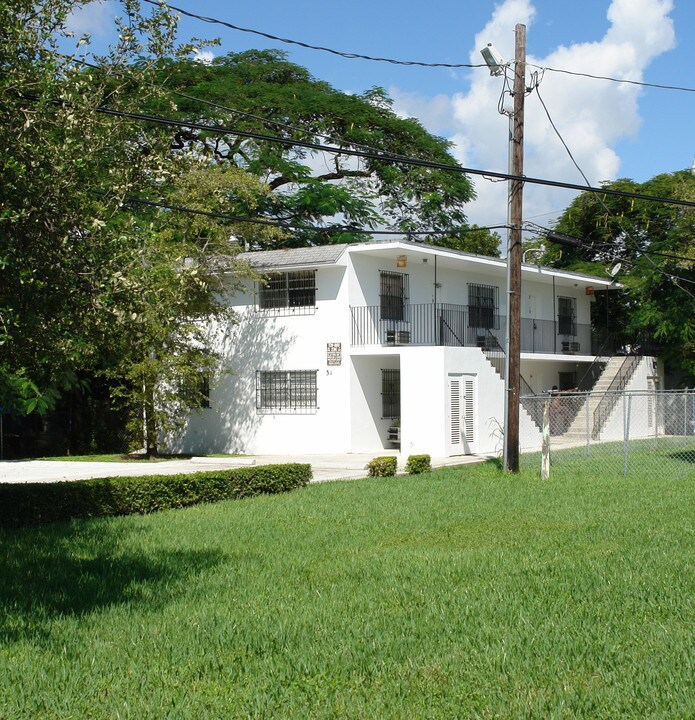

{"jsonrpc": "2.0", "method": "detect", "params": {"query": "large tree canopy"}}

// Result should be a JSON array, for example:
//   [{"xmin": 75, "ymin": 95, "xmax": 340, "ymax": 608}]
[
  {"xmin": 1, "ymin": 0, "xmax": 275, "ymax": 450},
  {"xmin": 152, "ymin": 50, "xmax": 497, "ymax": 252},
  {"xmin": 536, "ymin": 171, "xmax": 695, "ymax": 377}
]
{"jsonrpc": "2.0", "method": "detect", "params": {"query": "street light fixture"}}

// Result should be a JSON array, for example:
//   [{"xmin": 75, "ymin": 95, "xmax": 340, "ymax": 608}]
[{"xmin": 480, "ymin": 43, "xmax": 506, "ymax": 76}]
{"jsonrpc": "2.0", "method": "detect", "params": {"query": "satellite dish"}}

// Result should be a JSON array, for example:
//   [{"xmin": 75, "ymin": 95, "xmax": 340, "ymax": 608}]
[{"xmin": 609, "ymin": 263, "xmax": 622, "ymax": 277}]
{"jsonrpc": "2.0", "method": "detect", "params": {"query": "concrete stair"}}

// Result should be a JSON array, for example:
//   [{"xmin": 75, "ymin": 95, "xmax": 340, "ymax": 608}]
[{"xmin": 559, "ymin": 356, "xmax": 642, "ymax": 441}]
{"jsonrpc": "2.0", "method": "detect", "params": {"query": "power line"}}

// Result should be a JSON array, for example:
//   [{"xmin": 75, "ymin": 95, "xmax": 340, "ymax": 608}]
[
  {"xmin": 532, "ymin": 84, "xmax": 695, "ymax": 297},
  {"xmin": 119, "ymin": 194, "xmax": 508, "ymax": 237},
  {"xmin": 21, "ymin": 91, "xmax": 695, "ymax": 211},
  {"xmin": 537, "ymin": 65, "xmax": 695, "ymax": 94},
  {"xmin": 141, "ymin": 0, "xmax": 695, "ymax": 94},
  {"xmin": 76, "ymin": 100, "xmax": 695, "ymax": 210},
  {"xmin": 141, "ymin": 0, "xmax": 485, "ymax": 70}
]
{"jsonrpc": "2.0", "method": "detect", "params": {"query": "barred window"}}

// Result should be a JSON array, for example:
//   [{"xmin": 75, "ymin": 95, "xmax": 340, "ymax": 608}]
[
  {"xmin": 180, "ymin": 374, "xmax": 211, "ymax": 409},
  {"xmin": 380, "ymin": 271, "xmax": 409, "ymax": 321},
  {"xmin": 468, "ymin": 283, "xmax": 498, "ymax": 329},
  {"xmin": 256, "ymin": 370, "xmax": 318, "ymax": 413},
  {"xmin": 258, "ymin": 271, "xmax": 316, "ymax": 314},
  {"xmin": 381, "ymin": 369, "xmax": 401, "ymax": 419}
]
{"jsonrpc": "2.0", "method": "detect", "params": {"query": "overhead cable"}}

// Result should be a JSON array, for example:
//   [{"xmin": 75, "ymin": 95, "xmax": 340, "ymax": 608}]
[
  {"xmin": 140, "ymin": 0, "xmax": 695, "ymax": 93},
  {"xmin": 72, "ymin": 100, "xmax": 695, "ymax": 210},
  {"xmin": 141, "ymin": 0, "xmax": 486, "ymax": 69}
]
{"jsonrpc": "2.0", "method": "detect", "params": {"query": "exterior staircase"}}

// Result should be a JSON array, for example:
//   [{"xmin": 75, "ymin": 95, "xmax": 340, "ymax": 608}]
[
  {"xmin": 559, "ymin": 355, "xmax": 643, "ymax": 442},
  {"xmin": 478, "ymin": 331, "xmax": 544, "ymax": 431}
]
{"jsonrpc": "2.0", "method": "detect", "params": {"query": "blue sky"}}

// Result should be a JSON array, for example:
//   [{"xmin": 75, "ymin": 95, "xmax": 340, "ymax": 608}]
[{"xmin": 69, "ymin": 0, "xmax": 694, "ymax": 234}]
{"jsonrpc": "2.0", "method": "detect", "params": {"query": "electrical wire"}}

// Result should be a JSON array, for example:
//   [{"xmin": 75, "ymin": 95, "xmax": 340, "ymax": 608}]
[
  {"xmin": 535, "ymin": 64, "xmax": 695, "ymax": 94},
  {"xmin": 140, "ymin": 0, "xmax": 695, "ymax": 94},
  {"xmin": 23, "ymin": 94, "xmax": 695, "ymax": 211},
  {"xmin": 532, "ymin": 84, "xmax": 695, "ymax": 297},
  {"xmin": 141, "ymin": 0, "xmax": 486, "ymax": 70},
  {"xmin": 117, "ymin": 194, "xmax": 508, "ymax": 237}
]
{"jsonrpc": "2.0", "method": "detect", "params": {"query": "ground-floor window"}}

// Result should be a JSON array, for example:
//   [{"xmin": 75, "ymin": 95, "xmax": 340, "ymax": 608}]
[
  {"xmin": 381, "ymin": 369, "xmax": 400, "ymax": 419},
  {"xmin": 256, "ymin": 370, "xmax": 318, "ymax": 413}
]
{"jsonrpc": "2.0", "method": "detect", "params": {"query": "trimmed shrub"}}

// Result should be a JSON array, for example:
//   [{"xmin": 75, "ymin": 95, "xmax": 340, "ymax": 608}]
[
  {"xmin": 0, "ymin": 463, "xmax": 312, "ymax": 529},
  {"xmin": 366, "ymin": 456, "xmax": 398, "ymax": 478},
  {"xmin": 405, "ymin": 454, "xmax": 432, "ymax": 475}
]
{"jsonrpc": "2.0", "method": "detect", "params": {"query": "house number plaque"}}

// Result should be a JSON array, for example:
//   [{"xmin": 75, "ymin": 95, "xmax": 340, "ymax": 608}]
[{"xmin": 327, "ymin": 342, "xmax": 342, "ymax": 366}]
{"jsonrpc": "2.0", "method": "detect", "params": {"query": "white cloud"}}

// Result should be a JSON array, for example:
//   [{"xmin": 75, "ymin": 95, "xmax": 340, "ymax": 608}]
[
  {"xmin": 66, "ymin": 1, "xmax": 117, "ymax": 38},
  {"xmin": 194, "ymin": 50, "xmax": 216, "ymax": 65},
  {"xmin": 394, "ymin": 0, "xmax": 676, "ymax": 242}
]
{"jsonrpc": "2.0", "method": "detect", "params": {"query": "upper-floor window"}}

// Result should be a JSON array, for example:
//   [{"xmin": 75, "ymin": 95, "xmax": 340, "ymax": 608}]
[
  {"xmin": 258, "ymin": 271, "xmax": 316, "ymax": 314},
  {"xmin": 468, "ymin": 283, "xmax": 498, "ymax": 329},
  {"xmin": 558, "ymin": 296, "xmax": 577, "ymax": 336},
  {"xmin": 256, "ymin": 370, "xmax": 318, "ymax": 414},
  {"xmin": 380, "ymin": 271, "xmax": 409, "ymax": 321}
]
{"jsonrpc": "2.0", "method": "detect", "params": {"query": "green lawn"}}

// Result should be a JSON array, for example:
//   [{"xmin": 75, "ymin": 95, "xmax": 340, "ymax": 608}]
[
  {"xmin": 37, "ymin": 454, "xmax": 190, "ymax": 462},
  {"xmin": 2, "ymin": 460, "xmax": 695, "ymax": 718}
]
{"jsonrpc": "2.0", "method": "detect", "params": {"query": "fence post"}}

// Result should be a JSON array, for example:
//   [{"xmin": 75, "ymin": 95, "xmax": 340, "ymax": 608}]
[
  {"xmin": 623, "ymin": 393, "xmax": 631, "ymax": 477},
  {"xmin": 542, "ymin": 400, "xmax": 550, "ymax": 480},
  {"xmin": 585, "ymin": 392, "xmax": 590, "ymax": 458}
]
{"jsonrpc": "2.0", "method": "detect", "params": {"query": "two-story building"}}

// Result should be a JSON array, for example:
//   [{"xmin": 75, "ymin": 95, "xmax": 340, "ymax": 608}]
[{"xmin": 168, "ymin": 239, "xmax": 656, "ymax": 458}]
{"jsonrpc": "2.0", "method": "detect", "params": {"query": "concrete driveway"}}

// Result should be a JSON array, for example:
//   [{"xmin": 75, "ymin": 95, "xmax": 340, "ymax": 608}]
[{"xmin": 0, "ymin": 452, "xmax": 495, "ymax": 484}]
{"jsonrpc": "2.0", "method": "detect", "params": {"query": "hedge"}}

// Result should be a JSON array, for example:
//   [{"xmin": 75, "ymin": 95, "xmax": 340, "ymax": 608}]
[
  {"xmin": 0, "ymin": 463, "xmax": 312, "ymax": 529},
  {"xmin": 366, "ymin": 456, "xmax": 398, "ymax": 477},
  {"xmin": 405, "ymin": 454, "xmax": 432, "ymax": 475}
]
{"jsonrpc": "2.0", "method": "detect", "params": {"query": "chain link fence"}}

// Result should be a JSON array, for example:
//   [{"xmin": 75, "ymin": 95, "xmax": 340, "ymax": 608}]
[{"xmin": 520, "ymin": 390, "xmax": 695, "ymax": 478}]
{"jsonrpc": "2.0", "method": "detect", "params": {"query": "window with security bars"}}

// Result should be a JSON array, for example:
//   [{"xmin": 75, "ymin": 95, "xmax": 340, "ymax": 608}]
[
  {"xmin": 558, "ymin": 296, "xmax": 577, "ymax": 336},
  {"xmin": 180, "ymin": 374, "xmax": 211, "ymax": 409},
  {"xmin": 381, "ymin": 369, "xmax": 401, "ymax": 419},
  {"xmin": 380, "ymin": 271, "xmax": 408, "ymax": 321},
  {"xmin": 258, "ymin": 271, "xmax": 316, "ymax": 314},
  {"xmin": 256, "ymin": 370, "xmax": 318, "ymax": 413},
  {"xmin": 468, "ymin": 283, "xmax": 498, "ymax": 329}
]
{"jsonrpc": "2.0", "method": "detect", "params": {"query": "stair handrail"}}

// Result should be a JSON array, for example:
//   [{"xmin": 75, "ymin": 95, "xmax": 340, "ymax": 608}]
[
  {"xmin": 480, "ymin": 329, "xmax": 544, "ymax": 430},
  {"xmin": 592, "ymin": 355, "xmax": 641, "ymax": 438},
  {"xmin": 576, "ymin": 331, "xmax": 614, "ymax": 392}
]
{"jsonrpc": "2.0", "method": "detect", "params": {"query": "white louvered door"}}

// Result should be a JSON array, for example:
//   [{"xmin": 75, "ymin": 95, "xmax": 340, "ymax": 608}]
[{"xmin": 447, "ymin": 374, "xmax": 476, "ymax": 456}]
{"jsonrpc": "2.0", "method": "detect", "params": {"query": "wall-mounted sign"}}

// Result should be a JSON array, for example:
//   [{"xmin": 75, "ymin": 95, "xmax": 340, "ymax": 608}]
[
  {"xmin": 396, "ymin": 255, "xmax": 407, "ymax": 268},
  {"xmin": 585, "ymin": 286, "xmax": 594, "ymax": 296},
  {"xmin": 327, "ymin": 342, "xmax": 342, "ymax": 366}
]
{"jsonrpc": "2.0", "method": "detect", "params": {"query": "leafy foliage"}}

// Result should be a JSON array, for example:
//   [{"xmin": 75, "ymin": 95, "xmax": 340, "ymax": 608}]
[
  {"xmin": 0, "ymin": 1, "xmax": 277, "ymax": 450},
  {"xmin": 0, "ymin": 463, "xmax": 311, "ymax": 528},
  {"xmin": 534, "ymin": 171, "xmax": 695, "ymax": 376},
  {"xmin": 366, "ymin": 455, "xmax": 398, "ymax": 477},
  {"xmin": 154, "ymin": 51, "xmax": 489, "ymax": 249},
  {"xmin": 405, "ymin": 454, "xmax": 432, "ymax": 475}
]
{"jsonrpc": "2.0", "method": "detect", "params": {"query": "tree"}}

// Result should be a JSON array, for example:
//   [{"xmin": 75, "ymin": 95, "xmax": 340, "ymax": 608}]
[
  {"xmin": 152, "ymin": 51, "xmax": 490, "ymax": 250},
  {"xmin": 537, "ymin": 171, "xmax": 695, "ymax": 377},
  {"xmin": 0, "ymin": 1, "xmax": 274, "ymax": 452}
]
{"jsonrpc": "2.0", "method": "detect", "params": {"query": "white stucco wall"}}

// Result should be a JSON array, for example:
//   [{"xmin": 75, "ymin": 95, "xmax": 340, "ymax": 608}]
[{"xmin": 168, "ymin": 242, "xmax": 618, "ymax": 458}]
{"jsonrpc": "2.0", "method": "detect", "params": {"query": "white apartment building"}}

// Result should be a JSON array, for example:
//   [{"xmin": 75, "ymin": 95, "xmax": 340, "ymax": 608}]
[{"xmin": 169, "ymin": 239, "xmax": 656, "ymax": 458}]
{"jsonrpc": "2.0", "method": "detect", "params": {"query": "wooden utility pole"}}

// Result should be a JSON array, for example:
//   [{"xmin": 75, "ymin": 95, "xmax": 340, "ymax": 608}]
[{"xmin": 506, "ymin": 23, "xmax": 526, "ymax": 473}]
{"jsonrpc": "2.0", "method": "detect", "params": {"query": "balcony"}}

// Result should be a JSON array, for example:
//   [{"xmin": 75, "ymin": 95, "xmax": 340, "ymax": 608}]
[{"xmin": 350, "ymin": 303, "xmax": 594, "ymax": 355}]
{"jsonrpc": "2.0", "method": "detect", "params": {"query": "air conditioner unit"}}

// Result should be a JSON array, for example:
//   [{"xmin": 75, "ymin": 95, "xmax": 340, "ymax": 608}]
[
  {"xmin": 385, "ymin": 329, "xmax": 411, "ymax": 345},
  {"xmin": 561, "ymin": 340, "xmax": 580, "ymax": 354}
]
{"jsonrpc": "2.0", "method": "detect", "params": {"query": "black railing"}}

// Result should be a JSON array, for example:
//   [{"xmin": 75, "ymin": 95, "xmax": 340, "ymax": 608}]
[
  {"xmin": 592, "ymin": 355, "xmax": 641, "ymax": 438},
  {"xmin": 350, "ymin": 303, "xmax": 592, "ymax": 355}
]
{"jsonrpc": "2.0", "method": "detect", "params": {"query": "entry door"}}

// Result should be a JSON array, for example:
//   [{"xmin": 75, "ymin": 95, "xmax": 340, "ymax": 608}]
[{"xmin": 447, "ymin": 374, "xmax": 476, "ymax": 456}]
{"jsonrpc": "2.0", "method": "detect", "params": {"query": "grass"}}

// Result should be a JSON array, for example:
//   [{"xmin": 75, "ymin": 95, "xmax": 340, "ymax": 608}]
[
  {"xmin": 37, "ymin": 453, "xmax": 191, "ymax": 462},
  {"xmin": 2, "ymin": 459, "xmax": 695, "ymax": 718}
]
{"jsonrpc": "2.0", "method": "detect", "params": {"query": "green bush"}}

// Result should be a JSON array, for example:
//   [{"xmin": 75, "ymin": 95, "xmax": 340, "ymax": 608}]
[
  {"xmin": 366, "ymin": 456, "xmax": 398, "ymax": 477},
  {"xmin": 405, "ymin": 454, "xmax": 432, "ymax": 475},
  {"xmin": 0, "ymin": 464, "xmax": 312, "ymax": 528}
]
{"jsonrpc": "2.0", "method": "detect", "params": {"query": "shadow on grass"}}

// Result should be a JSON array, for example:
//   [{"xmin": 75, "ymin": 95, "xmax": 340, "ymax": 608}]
[{"xmin": 0, "ymin": 518, "xmax": 225, "ymax": 644}]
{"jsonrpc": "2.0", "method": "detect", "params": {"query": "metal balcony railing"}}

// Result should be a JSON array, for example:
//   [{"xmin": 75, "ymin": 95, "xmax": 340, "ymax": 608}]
[{"xmin": 350, "ymin": 303, "xmax": 593, "ymax": 355}]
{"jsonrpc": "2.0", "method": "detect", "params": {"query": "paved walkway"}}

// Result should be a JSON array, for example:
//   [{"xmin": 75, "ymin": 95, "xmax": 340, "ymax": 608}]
[{"xmin": 0, "ymin": 452, "xmax": 495, "ymax": 484}]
